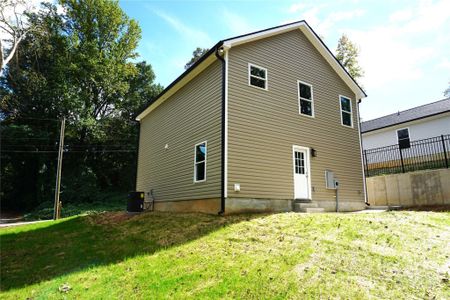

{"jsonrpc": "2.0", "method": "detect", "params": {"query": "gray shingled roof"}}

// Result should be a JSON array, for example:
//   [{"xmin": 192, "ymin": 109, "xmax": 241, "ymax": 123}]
[{"xmin": 360, "ymin": 98, "xmax": 450, "ymax": 133}]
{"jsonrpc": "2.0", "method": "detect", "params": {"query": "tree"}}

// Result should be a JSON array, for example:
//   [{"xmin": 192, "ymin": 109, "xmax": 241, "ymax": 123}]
[
  {"xmin": 1, "ymin": 0, "xmax": 162, "ymax": 212},
  {"xmin": 444, "ymin": 83, "xmax": 450, "ymax": 98},
  {"xmin": 335, "ymin": 34, "xmax": 364, "ymax": 80},
  {"xmin": 185, "ymin": 47, "xmax": 209, "ymax": 69},
  {"xmin": 0, "ymin": 0, "xmax": 38, "ymax": 74}
]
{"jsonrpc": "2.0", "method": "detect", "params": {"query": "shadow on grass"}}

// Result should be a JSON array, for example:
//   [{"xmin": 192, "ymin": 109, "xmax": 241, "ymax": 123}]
[{"xmin": 0, "ymin": 211, "xmax": 262, "ymax": 291}]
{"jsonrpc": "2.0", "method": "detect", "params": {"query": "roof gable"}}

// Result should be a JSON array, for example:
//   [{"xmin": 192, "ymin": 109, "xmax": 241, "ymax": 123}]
[{"xmin": 136, "ymin": 20, "xmax": 366, "ymax": 121}]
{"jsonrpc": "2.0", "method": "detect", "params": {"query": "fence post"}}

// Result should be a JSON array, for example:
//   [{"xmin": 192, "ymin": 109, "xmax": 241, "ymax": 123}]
[
  {"xmin": 363, "ymin": 149, "xmax": 369, "ymax": 176},
  {"xmin": 399, "ymin": 147, "xmax": 405, "ymax": 173},
  {"xmin": 442, "ymin": 135, "xmax": 449, "ymax": 169}
]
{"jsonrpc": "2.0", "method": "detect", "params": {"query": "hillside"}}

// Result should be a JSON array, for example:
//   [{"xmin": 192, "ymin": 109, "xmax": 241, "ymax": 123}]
[{"xmin": 1, "ymin": 211, "xmax": 449, "ymax": 299}]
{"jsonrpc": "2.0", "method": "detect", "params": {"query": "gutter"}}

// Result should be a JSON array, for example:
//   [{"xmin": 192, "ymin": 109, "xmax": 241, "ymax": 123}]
[
  {"xmin": 134, "ymin": 120, "xmax": 140, "ymax": 191},
  {"xmin": 215, "ymin": 46, "xmax": 226, "ymax": 215},
  {"xmin": 357, "ymin": 99, "xmax": 369, "ymax": 206}
]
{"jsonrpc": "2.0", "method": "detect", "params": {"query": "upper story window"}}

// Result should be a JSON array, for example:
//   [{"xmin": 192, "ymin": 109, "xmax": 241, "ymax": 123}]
[
  {"xmin": 298, "ymin": 81, "xmax": 314, "ymax": 117},
  {"xmin": 397, "ymin": 128, "xmax": 411, "ymax": 149},
  {"xmin": 340, "ymin": 96, "xmax": 353, "ymax": 127},
  {"xmin": 194, "ymin": 141, "xmax": 207, "ymax": 182},
  {"xmin": 248, "ymin": 63, "xmax": 267, "ymax": 90}
]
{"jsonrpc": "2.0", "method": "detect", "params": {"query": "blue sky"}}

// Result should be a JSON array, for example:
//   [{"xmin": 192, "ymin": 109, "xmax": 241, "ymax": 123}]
[{"xmin": 120, "ymin": 0, "xmax": 450, "ymax": 121}]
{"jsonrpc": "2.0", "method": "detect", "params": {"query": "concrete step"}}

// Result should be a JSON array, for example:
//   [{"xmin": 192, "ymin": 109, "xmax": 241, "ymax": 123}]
[
  {"xmin": 301, "ymin": 207, "xmax": 325, "ymax": 213},
  {"xmin": 293, "ymin": 202, "xmax": 318, "ymax": 212}
]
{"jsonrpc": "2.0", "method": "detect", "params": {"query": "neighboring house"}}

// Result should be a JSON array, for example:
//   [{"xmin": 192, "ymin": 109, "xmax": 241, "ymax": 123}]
[
  {"xmin": 135, "ymin": 20, "xmax": 367, "ymax": 214},
  {"xmin": 361, "ymin": 98, "xmax": 450, "ymax": 150}
]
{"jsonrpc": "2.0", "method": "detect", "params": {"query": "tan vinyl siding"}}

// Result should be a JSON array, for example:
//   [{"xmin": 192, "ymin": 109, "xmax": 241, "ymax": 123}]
[
  {"xmin": 227, "ymin": 29, "xmax": 364, "ymax": 203},
  {"xmin": 136, "ymin": 60, "xmax": 222, "ymax": 201}
]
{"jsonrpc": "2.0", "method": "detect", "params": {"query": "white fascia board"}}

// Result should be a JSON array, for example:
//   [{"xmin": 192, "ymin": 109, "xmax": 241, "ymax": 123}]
[
  {"xmin": 222, "ymin": 22, "xmax": 306, "ymax": 48},
  {"xmin": 136, "ymin": 53, "xmax": 218, "ymax": 121}
]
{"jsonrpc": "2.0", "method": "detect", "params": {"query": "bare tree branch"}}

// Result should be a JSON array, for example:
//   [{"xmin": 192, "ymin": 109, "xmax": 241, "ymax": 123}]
[{"xmin": 0, "ymin": 0, "xmax": 36, "ymax": 74}]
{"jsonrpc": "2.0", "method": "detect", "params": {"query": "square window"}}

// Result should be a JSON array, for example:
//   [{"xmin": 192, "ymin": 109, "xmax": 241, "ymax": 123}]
[{"xmin": 249, "ymin": 64, "xmax": 267, "ymax": 90}]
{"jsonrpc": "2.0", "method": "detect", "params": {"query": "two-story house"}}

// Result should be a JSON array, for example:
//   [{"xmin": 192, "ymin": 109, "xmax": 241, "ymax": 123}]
[{"xmin": 135, "ymin": 20, "xmax": 367, "ymax": 214}]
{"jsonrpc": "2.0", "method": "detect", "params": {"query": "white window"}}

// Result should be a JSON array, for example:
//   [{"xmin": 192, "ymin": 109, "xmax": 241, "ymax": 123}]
[
  {"xmin": 298, "ymin": 81, "xmax": 314, "ymax": 117},
  {"xmin": 340, "ymin": 96, "xmax": 353, "ymax": 127},
  {"xmin": 248, "ymin": 63, "xmax": 267, "ymax": 90},
  {"xmin": 194, "ymin": 141, "xmax": 207, "ymax": 182},
  {"xmin": 397, "ymin": 128, "xmax": 410, "ymax": 149}
]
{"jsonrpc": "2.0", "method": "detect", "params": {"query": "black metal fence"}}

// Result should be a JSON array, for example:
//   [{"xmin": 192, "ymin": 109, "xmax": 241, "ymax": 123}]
[{"xmin": 363, "ymin": 134, "xmax": 450, "ymax": 177}]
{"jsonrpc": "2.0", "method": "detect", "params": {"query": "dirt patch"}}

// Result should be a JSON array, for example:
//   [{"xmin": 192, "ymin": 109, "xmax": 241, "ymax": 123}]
[{"xmin": 90, "ymin": 211, "xmax": 137, "ymax": 225}]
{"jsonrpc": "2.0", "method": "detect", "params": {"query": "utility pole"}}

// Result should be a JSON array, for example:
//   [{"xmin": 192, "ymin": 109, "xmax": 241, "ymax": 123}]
[{"xmin": 53, "ymin": 117, "xmax": 65, "ymax": 220}]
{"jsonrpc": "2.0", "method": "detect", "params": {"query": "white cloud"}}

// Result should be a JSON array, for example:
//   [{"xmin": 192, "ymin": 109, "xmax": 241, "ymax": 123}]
[
  {"xmin": 348, "ymin": 0, "xmax": 450, "ymax": 89},
  {"xmin": 316, "ymin": 9, "xmax": 365, "ymax": 36},
  {"xmin": 222, "ymin": 9, "xmax": 256, "ymax": 36},
  {"xmin": 350, "ymin": 27, "xmax": 434, "ymax": 88},
  {"xmin": 283, "ymin": 6, "xmax": 365, "ymax": 38},
  {"xmin": 153, "ymin": 10, "xmax": 212, "ymax": 47},
  {"xmin": 288, "ymin": 3, "xmax": 307, "ymax": 14},
  {"xmin": 389, "ymin": 8, "xmax": 413, "ymax": 23},
  {"xmin": 438, "ymin": 58, "xmax": 450, "ymax": 71}
]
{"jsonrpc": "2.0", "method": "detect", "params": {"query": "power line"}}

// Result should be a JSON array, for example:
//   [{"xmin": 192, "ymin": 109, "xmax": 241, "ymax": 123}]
[
  {"xmin": 1, "ymin": 149, "xmax": 136, "ymax": 153},
  {"xmin": 1, "ymin": 137, "xmax": 58, "ymax": 140},
  {"xmin": 1, "ymin": 117, "xmax": 60, "ymax": 122}
]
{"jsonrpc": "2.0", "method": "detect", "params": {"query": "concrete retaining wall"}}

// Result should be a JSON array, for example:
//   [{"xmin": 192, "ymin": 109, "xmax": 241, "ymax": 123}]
[{"xmin": 366, "ymin": 168, "xmax": 450, "ymax": 206}]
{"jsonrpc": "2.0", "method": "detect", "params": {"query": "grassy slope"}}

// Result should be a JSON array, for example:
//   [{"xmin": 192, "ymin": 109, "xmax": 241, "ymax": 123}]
[
  {"xmin": 23, "ymin": 193, "xmax": 126, "ymax": 221},
  {"xmin": 1, "ymin": 211, "xmax": 449, "ymax": 299}
]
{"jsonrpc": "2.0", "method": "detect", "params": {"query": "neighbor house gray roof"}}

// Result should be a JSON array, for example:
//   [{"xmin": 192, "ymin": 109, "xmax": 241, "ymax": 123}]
[{"xmin": 361, "ymin": 98, "xmax": 450, "ymax": 133}]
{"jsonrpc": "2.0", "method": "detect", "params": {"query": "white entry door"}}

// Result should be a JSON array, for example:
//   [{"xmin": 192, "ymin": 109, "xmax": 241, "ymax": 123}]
[{"xmin": 293, "ymin": 147, "xmax": 310, "ymax": 199}]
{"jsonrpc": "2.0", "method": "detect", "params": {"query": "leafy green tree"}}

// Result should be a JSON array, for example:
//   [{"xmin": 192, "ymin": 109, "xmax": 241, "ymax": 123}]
[
  {"xmin": 335, "ymin": 34, "xmax": 364, "ymax": 80},
  {"xmin": 1, "ymin": 0, "xmax": 162, "ymax": 211},
  {"xmin": 185, "ymin": 47, "xmax": 209, "ymax": 69}
]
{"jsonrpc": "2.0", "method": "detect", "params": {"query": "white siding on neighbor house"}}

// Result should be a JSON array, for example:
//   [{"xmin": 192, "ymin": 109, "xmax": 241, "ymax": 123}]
[{"xmin": 362, "ymin": 112, "xmax": 450, "ymax": 150}]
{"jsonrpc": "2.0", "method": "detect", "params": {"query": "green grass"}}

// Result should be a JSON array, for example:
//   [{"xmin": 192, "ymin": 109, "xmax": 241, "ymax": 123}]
[
  {"xmin": 1, "ymin": 211, "xmax": 449, "ymax": 299},
  {"xmin": 23, "ymin": 193, "xmax": 126, "ymax": 221}
]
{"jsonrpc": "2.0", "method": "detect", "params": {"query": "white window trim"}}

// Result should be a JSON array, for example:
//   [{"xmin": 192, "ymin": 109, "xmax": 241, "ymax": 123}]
[
  {"xmin": 248, "ymin": 63, "xmax": 268, "ymax": 90},
  {"xmin": 193, "ymin": 141, "xmax": 207, "ymax": 183},
  {"xmin": 297, "ymin": 80, "xmax": 315, "ymax": 118},
  {"xmin": 292, "ymin": 145, "xmax": 312, "ymax": 200},
  {"xmin": 339, "ymin": 95, "xmax": 353, "ymax": 128},
  {"xmin": 396, "ymin": 127, "xmax": 410, "ymax": 144}
]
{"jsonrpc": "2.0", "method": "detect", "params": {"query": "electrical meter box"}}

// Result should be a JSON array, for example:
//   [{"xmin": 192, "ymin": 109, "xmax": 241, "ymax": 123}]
[{"xmin": 325, "ymin": 170, "xmax": 339, "ymax": 189}]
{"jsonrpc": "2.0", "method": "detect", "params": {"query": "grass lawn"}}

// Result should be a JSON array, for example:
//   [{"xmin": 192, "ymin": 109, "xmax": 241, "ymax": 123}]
[
  {"xmin": 23, "ymin": 192, "xmax": 126, "ymax": 221},
  {"xmin": 1, "ymin": 211, "xmax": 449, "ymax": 299}
]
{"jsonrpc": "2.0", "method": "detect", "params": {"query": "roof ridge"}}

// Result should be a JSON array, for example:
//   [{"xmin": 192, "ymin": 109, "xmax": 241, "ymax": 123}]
[{"xmin": 362, "ymin": 97, "xmax": 450, "ymax": 123}]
